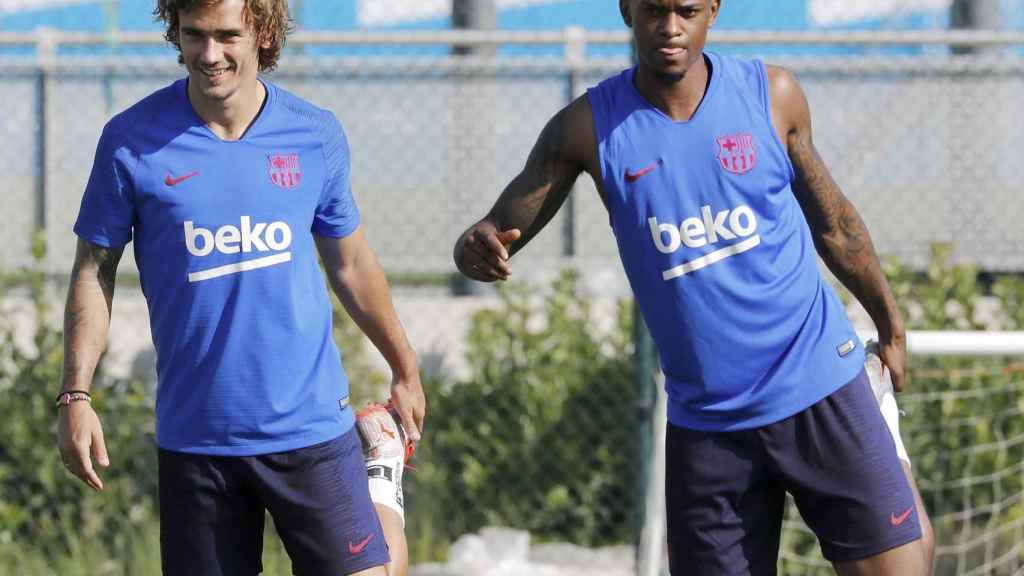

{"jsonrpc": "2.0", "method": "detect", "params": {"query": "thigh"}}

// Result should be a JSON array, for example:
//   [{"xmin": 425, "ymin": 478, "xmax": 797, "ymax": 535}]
[
  {"xmin": 250, "ymin": 427, "xmax": 390, "ymax": 576},
  {"xmin": 766, "ymin": 370, "xmax": 922, "ymax": 564},
  {"xmin": 158, "ymin": 448, "xmax": 265, "ymax": 576},
  {"xmin": 666, "ymin": 423, "xmax": 785, "ymax": 576}
]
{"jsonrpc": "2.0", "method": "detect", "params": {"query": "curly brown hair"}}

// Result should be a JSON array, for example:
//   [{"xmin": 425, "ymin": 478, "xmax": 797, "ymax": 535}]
[{"xmin": 154, "ymin": 0, "xmax": 293, "ymax": 72}]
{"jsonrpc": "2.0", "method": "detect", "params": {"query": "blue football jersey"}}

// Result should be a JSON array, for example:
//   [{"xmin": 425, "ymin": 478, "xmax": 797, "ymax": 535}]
[
  {"xmin": 588, "ymin": 52, "xmax": 864, "ymax": 431},
  {"xmin": 75, "ymin": 79, "xmax": 359, "ymax": 455}
]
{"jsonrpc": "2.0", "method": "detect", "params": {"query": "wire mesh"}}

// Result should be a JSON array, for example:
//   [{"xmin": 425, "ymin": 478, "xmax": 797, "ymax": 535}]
[
  {"xmin": 2, "ymin": 28, "xmax": 1024, "ymax": 573},
  {"xmin": 780, "ymin": 363, "xmax": 1024, "ymax": 576}
]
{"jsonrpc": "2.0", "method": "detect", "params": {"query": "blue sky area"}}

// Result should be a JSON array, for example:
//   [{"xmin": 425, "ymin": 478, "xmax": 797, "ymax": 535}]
[
  {"xmin": 1, "ymin": 1, "xmax": 1021, "ymax": 58},
  {"xmin": 5, "ymin": 0, "xmax": 1023, "ymax": 32}
]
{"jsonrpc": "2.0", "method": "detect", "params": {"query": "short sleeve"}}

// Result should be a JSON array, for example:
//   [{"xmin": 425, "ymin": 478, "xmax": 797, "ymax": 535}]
[
  {"xmin": 73, "ymin": 122, "xmax": 137, "ymax": 247},
  {"xmin": 312, "ymin": 112, "xmax": 360, "ymax": 238}
]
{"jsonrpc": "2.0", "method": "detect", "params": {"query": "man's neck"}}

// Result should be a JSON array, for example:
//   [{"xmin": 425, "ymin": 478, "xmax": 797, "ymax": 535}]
[
  {"xmin": 635, "ymin": 53, "xmax": 711, "ymax": 122},
  {"xmin": 188, "ymin": 79, "xmax": 267, "ymax": 141}
]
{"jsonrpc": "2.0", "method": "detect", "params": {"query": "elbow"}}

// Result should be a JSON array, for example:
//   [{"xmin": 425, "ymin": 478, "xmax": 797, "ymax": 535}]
[{"xmin": 812, "ymin": 228, "xmax": 845, "ymax": 259}]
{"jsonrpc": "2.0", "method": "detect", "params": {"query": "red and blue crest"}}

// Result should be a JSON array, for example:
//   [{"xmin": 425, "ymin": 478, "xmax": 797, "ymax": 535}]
[
  {"xmin": 268, "ymin": 153, "xmax": 301, "ymax": 189},
  {"xmin": 715, "ymin": 133, "xmax": 757, "ymax": 175}
]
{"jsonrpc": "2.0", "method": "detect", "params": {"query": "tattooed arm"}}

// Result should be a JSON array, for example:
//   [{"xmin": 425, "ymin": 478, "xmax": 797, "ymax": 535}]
[
  {"xmin": 57, "ymin": 238, "xmax": 124, "ymax": 491},
  {"xmin": 453, "ymin": 95, "xmax": 598, "ymax": 282},
  {"xmin": 767, "ymin": 65, "xmax": 908, "ymax": 391}
]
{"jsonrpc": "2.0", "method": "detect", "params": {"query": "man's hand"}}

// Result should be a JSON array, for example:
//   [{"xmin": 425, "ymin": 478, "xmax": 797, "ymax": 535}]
[
  {"xmin": 389, "ymin": 373, "xmax": 425, "ymax": 445},
  {"xmin": 57, "ymin": 402, "xmax": 109, "ymax": 491},
  {"xmin": 877, "ymin": 333, "xmax": 908, "ymax": 393},
  {"xmin": 454, "ymin": 221, "xmax": 521, "ymax": 282}
]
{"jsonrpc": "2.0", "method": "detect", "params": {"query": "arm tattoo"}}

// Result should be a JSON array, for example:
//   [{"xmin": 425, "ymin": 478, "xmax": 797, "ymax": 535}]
[
  {"xmin": 93, "ymin": 246, "xmax": 121, "ymax": 301},
  {"xmin": 71, "ymin": 243, "xmax": 123, "ymax": 303},
  {"xmin": 491, "ymin": 106, "xmax": 582, "ymax": 253},
  {"xmin": 62, "ymin": 242, "xmax": 123, "ymax": 388},
  {"xmin": 789, "ymin": 130, "xmax": 897, "ymax": 329}
]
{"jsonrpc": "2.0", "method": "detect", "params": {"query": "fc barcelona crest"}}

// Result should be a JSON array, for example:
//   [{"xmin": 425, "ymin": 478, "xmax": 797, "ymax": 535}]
[
  {"xmin": 268, "ymin": 153, "xmax": 301, "ymax": 189},
  {"xmin": 715, "ymin": 133, "xmax": 757, "ymax": 175}
]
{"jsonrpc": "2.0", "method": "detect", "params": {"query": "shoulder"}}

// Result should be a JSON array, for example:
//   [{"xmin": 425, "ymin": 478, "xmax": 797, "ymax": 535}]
[
  {"xmin": 564, "ymin": 92, "xmax": 594, "ymax": 132},
  {"xmin": 103, "ymin": 80, "xmax": 182, "ymax": 148},
  {"xmin": 269, "ymin": 81, "xmax": 348, "ymax": 153},
  {"xmin": 555, "ymin": 93, "xmax": 597, "ymax": 168},
  {"xmin": 765, "ymin": 65, "xmax": 804, "ymax": 106},
  {"xmin": 585, "ymin": 67, "xmax": 632, "ymax": 112},
  {"xmin": 584, "ymin": 68, "xmax": 635, "ymax": 142},
  {"xmin": 712, "ymin": 51, "xmax": 760, "ymax": 77},
  {"xmin": 706, "ymin": 51, "xmax": 769, "ymax": 93},
  {"xmin": 589, "ymin": 67, "xmax": 631, "ymax": 95},
  {"xmin": 270, "ymin": 81, "xmax": 342, "ymax": 131},
  {"xmin": 765, "ymin": 64, "xmax": 811, "ymax": 135}
]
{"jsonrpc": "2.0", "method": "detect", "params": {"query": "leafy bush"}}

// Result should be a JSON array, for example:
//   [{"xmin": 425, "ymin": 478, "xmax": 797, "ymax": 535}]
[
  {"xmin": 0, "ymin": 238, "xmax": 159, "ymax": 575},
  {"xmin": 4, "ymin": 238, "xmax": 1023, "ymax": 572},
  {"xmin": 407, "ymin": 270, "xmax": 637, "ymax": 560}
]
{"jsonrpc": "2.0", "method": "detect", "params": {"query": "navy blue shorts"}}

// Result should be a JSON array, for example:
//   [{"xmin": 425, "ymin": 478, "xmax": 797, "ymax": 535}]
[
  {"xmin": 665, "ymin": 369, "xmax": 921, "ymax": 575},
  {"xmin": 158, "ymin": 427, "xmax": 389, "ymax": 576}
]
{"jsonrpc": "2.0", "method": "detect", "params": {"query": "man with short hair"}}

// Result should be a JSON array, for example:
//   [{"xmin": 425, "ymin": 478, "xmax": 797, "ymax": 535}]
[
  {"xmin": 56, "ymin": 1, "xmax": 423, "ymax": 574},
  {"xmin": 454, "ymin": 1, "xmax": 932, "ymax": 574}
]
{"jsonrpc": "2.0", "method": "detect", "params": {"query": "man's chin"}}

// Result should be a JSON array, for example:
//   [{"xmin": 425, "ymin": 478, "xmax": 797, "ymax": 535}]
[
  {"xmin": 191, "ymin": 79, "xmax": 230, "ymax": 100},
  {"xmin": 649, "ymin": 65, "xmax": 688, "ymax": 84}
]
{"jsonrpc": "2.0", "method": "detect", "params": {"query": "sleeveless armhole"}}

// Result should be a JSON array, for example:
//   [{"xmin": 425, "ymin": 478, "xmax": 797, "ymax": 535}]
[
  {"xmin": 585, "ymin": 85, "xmax": 610, "ymax": 186},
  {"xmin": 754, "ymin": 60, "xmax": 796, "ymax": 182}
]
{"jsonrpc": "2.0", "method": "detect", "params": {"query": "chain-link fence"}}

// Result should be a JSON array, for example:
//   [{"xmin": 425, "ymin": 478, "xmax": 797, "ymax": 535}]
[
  {"xmin": 4, "ymin": 31, "xmax": 1024, "ymax": 277},
  {"xmin": 3, "ymin": 31, "xmax": 1023, "ymax": 375},
  {"xmin": 2, "ymin": 28, "xmax": 1024, "ymax": 571}
]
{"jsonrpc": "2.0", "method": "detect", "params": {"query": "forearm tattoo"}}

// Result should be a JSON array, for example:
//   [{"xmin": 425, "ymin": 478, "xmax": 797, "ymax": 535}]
[
  {"xmin": 63, "ymin": 243, "xmax": 123, "ymax": 385},
  {"xmin": 73, "ymin": 243, "xmax": 122, "ymax": 300},
  {"xmin": 789, "ymin": 131, "xmax": 893, "ymax": 322}
]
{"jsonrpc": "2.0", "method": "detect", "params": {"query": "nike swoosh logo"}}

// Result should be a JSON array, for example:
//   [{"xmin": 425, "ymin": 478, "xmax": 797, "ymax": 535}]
[
  {"xmin": 625, "ymin": 161, "xmax": 660, "ymax": 182},
  {"xmin": 348, "ymin": 532, "xmax": 374, "ymax": 555},
  {"xmin": 165, "ymin": 171, "xmax": 199, "ymax": 186},
  {"xmin": 890, "ymin": 506, "xmax": 914, "ymax": 526}
]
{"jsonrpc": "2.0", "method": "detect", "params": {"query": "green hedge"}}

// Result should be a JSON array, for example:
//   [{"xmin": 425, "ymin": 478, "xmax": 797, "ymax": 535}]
[
  {"xmin": 407, "ymin": 270, "xmax": 636, "ymax": 560},
  {"xmin": 3, "ymin": 241, "xmax": 1023, "ymax": 572}
]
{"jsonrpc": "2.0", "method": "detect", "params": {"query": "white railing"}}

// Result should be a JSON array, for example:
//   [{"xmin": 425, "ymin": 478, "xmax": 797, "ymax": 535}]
[
  {"xmin": 2, "ymin": 28, "xmax": 1024, "ymax": 52},
  {"xmin": 860, "ymin": 331, "xmax": 1024, "ymax": 356}
]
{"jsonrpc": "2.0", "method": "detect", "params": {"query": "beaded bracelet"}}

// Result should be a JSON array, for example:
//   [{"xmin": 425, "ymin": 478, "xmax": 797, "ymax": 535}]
[{"xmin": 55, "ymin": 390, "xmax": 92, "ymax": 407}]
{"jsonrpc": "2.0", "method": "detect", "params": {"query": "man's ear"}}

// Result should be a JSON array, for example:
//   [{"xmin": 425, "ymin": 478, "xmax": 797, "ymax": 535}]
[
  {"xmin": 708, "ymin": 0, "xmax": 721, "ymax": 28},
  {"xmin": 619, "ymin": 0, "xmax": 632, "ymax": 28}
]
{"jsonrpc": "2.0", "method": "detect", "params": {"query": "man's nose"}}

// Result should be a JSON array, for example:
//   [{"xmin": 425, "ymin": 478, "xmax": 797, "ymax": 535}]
[
  {"xmin": 660, "ymin": 13, "xmax": 683, "ymax": 37},
  {"xmin": 199, "ymin": 37, "xmax": 222, "ymax": 63}
]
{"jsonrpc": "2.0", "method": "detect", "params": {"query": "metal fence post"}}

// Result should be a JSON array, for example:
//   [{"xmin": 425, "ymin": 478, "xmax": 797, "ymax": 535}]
[
  {"xmin": 952, "ymin": 0, "xmax": 1001, "ymax": 54},
  {"xmin": 448, "ymin": 0, "xmax": 498, "ymax": 296},
  {"xmin": 102, "ymin": 0, "xmax": 119, "ymax": 113},
  {"xmin": 633, "ymin": 303, "xmax": 657, "ymax": 569},
  {"xmin": 630, "ymin": 22, "xmax": 658, "ymax": 561},
  {"xmin": 452, "ymin": 0, "xmax": 496, "ymax": 56},
  {"xmin": 34, "ymin": 28, "xmax": 56, "ymax": 240},
  {"xmin": 562, "ymin": 26, "xmax": 586, "ymax": 258}
]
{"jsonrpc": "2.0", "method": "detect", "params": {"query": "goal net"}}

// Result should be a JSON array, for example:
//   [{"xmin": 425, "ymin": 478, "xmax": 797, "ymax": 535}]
[{"xmin": 640, "ymin": 333, "xmax": 1024, "ymax": 576}]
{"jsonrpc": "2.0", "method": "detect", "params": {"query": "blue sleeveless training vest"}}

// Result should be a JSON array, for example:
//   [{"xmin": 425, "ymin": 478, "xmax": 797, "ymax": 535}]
[{"xmin": 587, "ymin": 52, "xmax": 864, "ymax": 431}]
